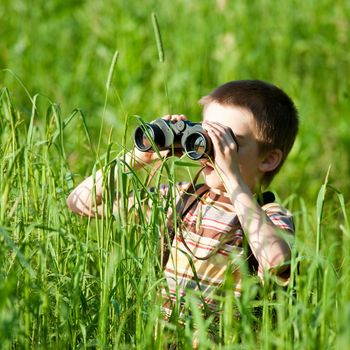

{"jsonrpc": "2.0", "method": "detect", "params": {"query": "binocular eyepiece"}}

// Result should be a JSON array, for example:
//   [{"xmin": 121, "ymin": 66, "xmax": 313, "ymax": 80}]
[{"xmin": 133, "ymin": 119, "xmax": 212, "ymax": 160}]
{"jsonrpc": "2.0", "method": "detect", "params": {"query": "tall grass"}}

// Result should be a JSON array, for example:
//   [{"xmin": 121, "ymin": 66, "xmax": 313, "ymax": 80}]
[
  {"xmin": 1, "ymin": 86, "xmax": 350, "ymax": 349},
  {"xmin": 1, "ymin": 0, "xmax": 350, "ymax": 201},
  {"xmin": 1, "ymin": 0, "xmax": 350, "ymax": 348}
]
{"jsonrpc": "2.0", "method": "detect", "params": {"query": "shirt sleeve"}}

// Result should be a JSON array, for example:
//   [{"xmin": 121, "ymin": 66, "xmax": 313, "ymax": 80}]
[{"xmin": 263, "ymin": 202, "xmax": 295, "ymax": 233}]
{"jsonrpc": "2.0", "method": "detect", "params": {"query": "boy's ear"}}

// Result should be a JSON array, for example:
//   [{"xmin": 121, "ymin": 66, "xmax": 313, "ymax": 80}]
[{"xmin": 258, "ymin": 149, "xmax": 283, "ymax": 173}]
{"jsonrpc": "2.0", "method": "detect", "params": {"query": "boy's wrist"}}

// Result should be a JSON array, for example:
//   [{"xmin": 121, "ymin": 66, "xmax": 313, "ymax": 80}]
[{"xmin": 123, "ymin": 151, "xmax": 148, "ymax": 170}]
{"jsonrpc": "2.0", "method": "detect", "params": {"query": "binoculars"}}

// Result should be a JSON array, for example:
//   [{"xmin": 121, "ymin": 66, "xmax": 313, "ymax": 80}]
[{"xmin": 133, "ymin": 119, "xmax": 212, "ymax": 160}]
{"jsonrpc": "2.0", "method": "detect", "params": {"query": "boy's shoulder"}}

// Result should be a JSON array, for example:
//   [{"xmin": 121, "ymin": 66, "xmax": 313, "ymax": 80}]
[
  {"xmin": 262, "ymin": 201, "xmax": 294, "ymax": 233},
  {"xmin": 261, "ymin": 200, "xmax": 292, "ymax": 216}
]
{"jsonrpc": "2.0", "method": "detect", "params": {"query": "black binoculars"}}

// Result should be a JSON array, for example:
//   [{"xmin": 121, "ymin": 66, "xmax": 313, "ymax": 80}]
[{"xmin": 133, "ymin": 119, "xmax": 212, "ymax": 160}]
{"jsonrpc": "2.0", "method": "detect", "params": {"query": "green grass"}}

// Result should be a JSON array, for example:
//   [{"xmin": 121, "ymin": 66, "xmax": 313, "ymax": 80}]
[
  {"xmin": 1, "ymin": 84, "xmax": 350, "ymax": 349},
  {"xmin": 1, "ymin": 0, "xmax": 350, "ymax": 348},
  {"xmin": 1, "ymin": 0, "xmax": 349, "ymax": 199}
]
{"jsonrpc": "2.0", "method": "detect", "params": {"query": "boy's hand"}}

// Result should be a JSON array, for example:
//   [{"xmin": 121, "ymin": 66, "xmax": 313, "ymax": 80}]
[{"xmin": 202, "ymin": 121, "xmax": 241, "ymax": 178}]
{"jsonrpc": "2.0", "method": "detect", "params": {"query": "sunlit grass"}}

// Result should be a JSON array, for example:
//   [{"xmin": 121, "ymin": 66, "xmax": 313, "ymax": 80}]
[
  {"xmin": 1, "ymin": 1, "xmax": 350, "ymax": 348},
  {"xmin": 1, "ymin": 0, "xmax": 350, "ymax": 201},
  {"xmin": 1, "ymin": 87, "xmax": 350, "ymax": 349}
]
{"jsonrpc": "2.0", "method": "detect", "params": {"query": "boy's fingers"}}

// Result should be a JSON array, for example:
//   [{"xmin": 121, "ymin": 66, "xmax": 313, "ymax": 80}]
[
  {"xmin": 170, "ymin": 114, "xmax": 187, "ymax": 122},
  {"xmin": 203, "ymin": 122, "xmax": 238, "ymax": 153},
  {"xmin": 207, "ymin": 128, "xmax": 224, "ymax": 153},
  {"xmin": 203, "ymin": 121, "xmax": 225, "ymax": 134},
  {"xmin": 204, "ymin": 122, "xmax": 235, "ymax": 142},
  {"xmin": 162, "ymin": 114, "xmax": 187, "ymax": 122}
]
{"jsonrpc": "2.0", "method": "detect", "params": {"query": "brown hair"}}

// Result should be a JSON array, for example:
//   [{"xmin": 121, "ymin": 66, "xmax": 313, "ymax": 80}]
[{"xmin": 199, "ymin": 80, "xmax": 299, "ymax": 186}]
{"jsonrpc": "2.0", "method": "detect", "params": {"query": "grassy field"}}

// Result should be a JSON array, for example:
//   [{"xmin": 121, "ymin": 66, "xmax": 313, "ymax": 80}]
[{"xmin": 1, "ymin": 0, "xmax": 350, "ymax": 348}]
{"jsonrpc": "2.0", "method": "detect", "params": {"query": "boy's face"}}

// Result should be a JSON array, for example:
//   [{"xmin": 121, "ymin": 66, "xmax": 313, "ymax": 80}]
[{"xmin": 201, "ymin": 102, "xmax": 265, "ymax": 192}]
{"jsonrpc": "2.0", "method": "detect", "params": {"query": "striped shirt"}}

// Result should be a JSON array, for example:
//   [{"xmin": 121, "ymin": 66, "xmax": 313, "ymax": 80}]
[{"xmin": 157, "ymin": 183, "xmax": 294, "ymax": 318}]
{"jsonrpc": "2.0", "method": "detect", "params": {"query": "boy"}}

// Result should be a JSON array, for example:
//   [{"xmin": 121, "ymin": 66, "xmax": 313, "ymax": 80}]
[{"xmin": 67, "ymin": 80, "xmax": 298, "ymax": 320}]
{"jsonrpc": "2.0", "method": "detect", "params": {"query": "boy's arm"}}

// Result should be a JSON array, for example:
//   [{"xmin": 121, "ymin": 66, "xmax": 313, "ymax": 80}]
[
  {"xmin": 227, "ymin": 178, "xmax": 292, "ymax": 274},
  {"xmin": 203, "ymin": 121, "xmax": 292, "ymax": 275},
  {"xmin": 66, "ymin": 150, "xmax": 166, "ymax": 217}
]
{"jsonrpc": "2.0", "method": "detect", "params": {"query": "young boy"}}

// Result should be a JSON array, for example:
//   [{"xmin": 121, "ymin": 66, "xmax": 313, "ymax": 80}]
[{"xmin": 67, "ymin": 80, "xmax": 298, "ymax": 320}]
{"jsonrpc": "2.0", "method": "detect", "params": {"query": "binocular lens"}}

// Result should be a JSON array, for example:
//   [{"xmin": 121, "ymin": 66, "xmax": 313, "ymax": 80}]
[
  {"xmin": 141, "ymin": 133, "xmax": 151, "ymax": 150},
  {"xmin": 134, "ymin": 125, "xmax": 154, "ymax": 151},
  {"xmin": 134, "ymin": 124, "xmax": 165, "ymax": 151},
  {"xmin": 184, "ymin": 133, "xmax": 208, "ymax": 160}
]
